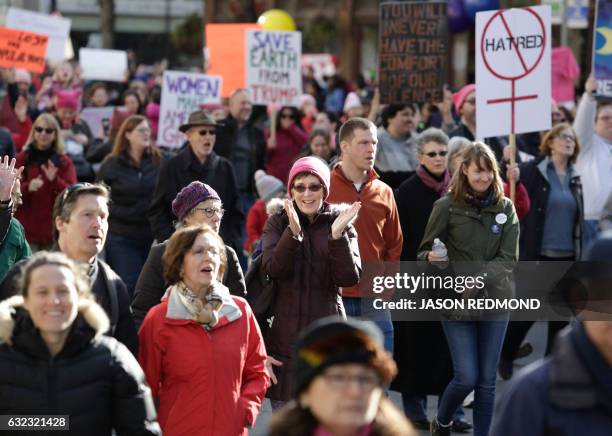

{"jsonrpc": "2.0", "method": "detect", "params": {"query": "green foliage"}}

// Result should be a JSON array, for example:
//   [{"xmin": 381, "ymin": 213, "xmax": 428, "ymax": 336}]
[
  {"xmin": 302, "ymin": 19, "xmax": 337, "ymax": 53},
  {"xmin": 172, "ymin": 13, "xmax": 203, "ymax": 56}
]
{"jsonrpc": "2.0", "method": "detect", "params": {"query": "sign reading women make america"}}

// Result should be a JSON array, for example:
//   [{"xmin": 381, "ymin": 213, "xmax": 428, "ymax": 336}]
[
  {"xmin": 476, "ymin": 5, "xmax": 551, "ymax": 138},
  {"xmin": 245, "ymin": 29, "xmax": 301, "ymax": 107},
  {"xmin": 157, "ymin": 70, "xmax": 222, "ymax": 148}
]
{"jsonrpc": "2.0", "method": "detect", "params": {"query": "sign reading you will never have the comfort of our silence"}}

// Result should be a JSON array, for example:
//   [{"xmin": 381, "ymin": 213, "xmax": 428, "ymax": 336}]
[
  {"xmin": 378, "ymin": 1, "xmax": 448, "ymax": 105},
  {"xmin": 245, "ymin": 29, "xmax": 302, "ymax": 107}
]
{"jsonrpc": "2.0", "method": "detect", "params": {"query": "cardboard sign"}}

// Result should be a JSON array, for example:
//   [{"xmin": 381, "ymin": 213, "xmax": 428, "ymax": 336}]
[
  {"xmin": 593, "ymin": 0, "xmax": 612, "ymax": 98},
  {"xmin": 79, "ymin": 48, "xmax": 128, "ymax": 82},
  {"xmin": 476, "ymin": 5, "xmax": 551, "ymax": 138},
  {"xmin": 378, "ymin": 2, "xmax": 448, "ymax": 105},
  {"xmin": 0, "ymin": 27, "xmax": 48, "ymax": 73},
  {"xmin": 5, "ymin": 7, "xmax": 70, "ymax": 62},
  {"xmin": 157, "ymin": 70, "xmax": 222, "ymax": 148},
  {"xmin": 245, "ymin": 29, "xmax": 302, "ymax": 107}
]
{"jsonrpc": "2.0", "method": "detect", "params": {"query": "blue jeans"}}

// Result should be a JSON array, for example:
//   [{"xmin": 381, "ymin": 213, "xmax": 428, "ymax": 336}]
[
  {"xmin": 437, "ymin": 314, "xmax": 509, "ymax": 436},
  {"xmin": 342, "ymin": 297, "xmax": 394, "ymax": 354},
  {"xmin": 402, "ymin": 395, "xmax": 465, "ymax": 422},
  {"xmin": 104, "ymin": 232, "xmax": 152, "ymax": 299},
  {"xmin": 582, "ymin": 219, "xmax": 601, "ymax": 259}
]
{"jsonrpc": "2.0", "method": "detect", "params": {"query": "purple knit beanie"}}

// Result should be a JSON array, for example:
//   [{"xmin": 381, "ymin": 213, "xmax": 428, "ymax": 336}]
[
  {"xmin": 287, "ymin": 156, "xmax": 331, "ymax": 200},
  {"xmin": 172, "ymin": 181, "xmax": 221, "ymax": 221}
]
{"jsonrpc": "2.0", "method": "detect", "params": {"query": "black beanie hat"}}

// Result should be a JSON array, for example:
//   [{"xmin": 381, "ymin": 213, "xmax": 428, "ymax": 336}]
[{"xmin": 291, "ymin": 316, "xmax": 389, "ymax": 396}]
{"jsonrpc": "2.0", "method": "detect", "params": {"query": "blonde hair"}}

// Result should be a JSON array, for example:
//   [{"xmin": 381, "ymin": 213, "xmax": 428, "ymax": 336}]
[{"xmin": 25, "ymin": 113, "xmax": 65, "ymax": 154}]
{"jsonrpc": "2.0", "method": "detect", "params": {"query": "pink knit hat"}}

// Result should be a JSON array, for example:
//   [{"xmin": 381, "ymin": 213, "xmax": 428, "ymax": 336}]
[
  {"xmin": 172, "ymin": 181, "xmax": 221, "ymax": 221},
  {"xmin": 56, "ymin": 90, "xmax": 80, "ymax": 111},
  {"xmin": 287, "ymin": 156, "xmax": 330, "ymax": 200},
  {"xmin": 452, "ymin": 84, "xmax": 476, "ymax": 113}
]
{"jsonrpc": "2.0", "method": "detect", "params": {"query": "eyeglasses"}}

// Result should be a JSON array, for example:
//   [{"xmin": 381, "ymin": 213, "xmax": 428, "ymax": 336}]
[
  {"xmin": 34, "ymin": 126, "xmax": 55, "ymax": 134},
  {"xmin": 292, "ymin": 183, "xmax": 322, "ymax": 193},
  {"xmin": 197, "ymin": 129, "xmax": 216, "ymax": 136},
  {"xmin": 557, "ymin": 133, "xmax": 576, "ymax": 143},
  {"xmin": 424, "ymin": 150, "xmax": 448, "ymax": 158},
  {"xmin": 133, "ymin": 127, "xmax": 151, "ymax": 135},
  {"xmin": 281, "ymin": 113, "xmax": 294, "ymax": 120},
  {"xmin": 321, "ymin": 372, "xmax": 380, "ymax": 392},
  {"xmin": 194, "ymin": 207, "xmax": 225, "ymax": 218}
]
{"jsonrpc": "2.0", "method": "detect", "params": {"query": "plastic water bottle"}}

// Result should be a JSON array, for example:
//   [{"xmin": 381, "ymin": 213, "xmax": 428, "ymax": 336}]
[{"xmin": 431, "ymin": 238, "xmax": 448, "ymax": 260}]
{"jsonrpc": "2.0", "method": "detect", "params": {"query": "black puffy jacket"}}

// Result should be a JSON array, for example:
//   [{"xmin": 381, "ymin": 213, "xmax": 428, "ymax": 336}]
[{"xmin": 0, "ymin": 296, "xmax": 160, "ymax": 436}]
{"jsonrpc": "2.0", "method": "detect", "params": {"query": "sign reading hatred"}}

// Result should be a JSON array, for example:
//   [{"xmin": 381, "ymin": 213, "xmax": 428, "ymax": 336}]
[
  {"xmin": 158, "ymin": 70, "xmax": 222, "ymax": 148},
  {"xmin": 0, "ymin": 27, "xmax": 48, "ymax": 73},
  {"xmin": 378, "ymin": 2, "xmax": 447, "ymax": 105},
  {"xmin": 246, "ymin": 29, "xmax": 302, "ymax": 107}
]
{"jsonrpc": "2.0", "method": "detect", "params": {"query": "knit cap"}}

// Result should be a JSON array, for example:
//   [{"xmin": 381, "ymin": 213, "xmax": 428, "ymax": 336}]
[
  {"xmin": 343, "ymin": 92, "xmax": 362, "ymax": 113},
  {"xmin": 452, "ymin": 83, "xmax": 476, "ymax": 113},
  {"xmin": 172, "ymin": 181, "xmax": 221, "ymax": 221},
  {"xmin": 56, "ymin": 90, "xmax": 80, "ymax": 111},
  {"xmin": 254, "ymin": 170, "xmax": 284, "ymax": 202},
  {"xmin": 15, "ymin": 69, "xmax": 31, "ymax": 85},
  {"xmin": 287, "ymin": 156, "xmax": 330, "ymax": 200}
]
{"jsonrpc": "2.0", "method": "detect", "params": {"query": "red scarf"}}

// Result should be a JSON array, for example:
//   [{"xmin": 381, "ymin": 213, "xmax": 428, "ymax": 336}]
[{"xmin": 416, "ymin": 165, "xmax": 450, "ymax": 197}]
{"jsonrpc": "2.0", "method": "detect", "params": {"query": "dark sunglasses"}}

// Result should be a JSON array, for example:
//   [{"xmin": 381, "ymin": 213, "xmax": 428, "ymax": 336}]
[
  {"xmin": 197, "ymin": 129, "xmax": 216, "ymax": 136},
  {"xmin": 424, "ymin": 150, "xmax": 448, "ymax": 158},
  {"xmin": 59, "ymin": 182, "xmax": 94, "ymax": 210},
  {"xmin": 280, "ymin": 113, "xmax": 294, "ymax": 119},
  {"xmin": 34, "ymin": 126, "xmax": 55, "ymax": 134},
  {"xmin": 292, "ymin": 183, "xmax": 322, "ymax": 193}
]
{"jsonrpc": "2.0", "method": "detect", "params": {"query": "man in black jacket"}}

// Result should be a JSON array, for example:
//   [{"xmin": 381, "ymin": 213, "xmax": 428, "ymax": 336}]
[
  {"xmin": 148, "ymin": 111, "xmax": 243, "ymax": 250},
  {"xmin": 0, "ymin": 183, "xmax": 138, "ymax": 355}
]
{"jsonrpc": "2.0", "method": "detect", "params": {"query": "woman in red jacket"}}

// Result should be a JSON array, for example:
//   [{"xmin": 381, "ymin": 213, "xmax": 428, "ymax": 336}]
[
  {"xmin": 266, "ymin": 106, "xmax": 309, "ymax": 184},
  {"xmin": 138, "ymin": 225, "xmax": 268, "ymax": 436},
  {"xmin": 16, "ymin": 113, "xmax": 77, "ymax": 250}
]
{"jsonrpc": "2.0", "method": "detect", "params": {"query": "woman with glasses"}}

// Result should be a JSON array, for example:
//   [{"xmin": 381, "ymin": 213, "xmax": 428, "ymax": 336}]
[
  {"xmin": 266, "ymin": 106, "xmax": 309, "ymax": 184},
  {"xmin": 499, "ymin": 122, "xmax": 584, "ymax": 378},
  {"xmin": 261, "ymin": 156, "xmax": 361, "ymax": 407},
  {"xmin": 132, "ymin": 181, "xmax": 246, "ymax": 329},
  {"xmin": 269, "ymin": 317, "xmax": 414, "ymax": 436},
  {"xmin": 97, "ymin": 115, "xmax": 165, "ymax": 297},
  {"xmin": 16, "ymin": 113, "xmax": 77, "ymax": 251}
]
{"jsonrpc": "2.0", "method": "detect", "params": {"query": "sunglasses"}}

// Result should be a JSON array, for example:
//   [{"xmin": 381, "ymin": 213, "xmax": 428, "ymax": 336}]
[
  {"xmin": 197, "ymin": 129, "xmax": 216, "ymax": 136},
  {"xmin": 292, "ymin": 183, "xmax": 322, "ymax": 193},
  {"xmin": 424, "ymin": 151, "xmax": 448, "ymax": 158},
  {"xmin": 281, "ymin": 114, "xmax": 294, "ymax": 119},
  {"xmin": 34, "ymin": 126, "xmax": 55, "ymax": 134},
  {"xmin": 59, "ymin": 182, "xmax": 94, "ymax": 210}
]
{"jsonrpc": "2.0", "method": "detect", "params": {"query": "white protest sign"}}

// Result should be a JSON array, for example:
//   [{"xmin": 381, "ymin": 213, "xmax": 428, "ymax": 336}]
[
  {"xmin": 246, "ymin": 29, "xmax": 301, "ymax": 107},
  {"xmin": 5, "ymin": 7, "xmax": 71, "ymax": 62},
  {"xmin": 80, "ymin": 106, "xmax": 115, "ymax": 139},
  {"xmin": 79, "ymin": 48, "xmax": 128, "ymax": 82},
  {"xmin": 158, "ymin": 70, "xmax": 222, "ymax": 148},
  {"xmin": 476, "ymin": 5, "xmax": 551, "ymax": 138}
]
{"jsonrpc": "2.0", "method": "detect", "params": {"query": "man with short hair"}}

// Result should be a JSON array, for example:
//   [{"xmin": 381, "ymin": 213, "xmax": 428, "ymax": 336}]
[
  {"xmin": 327, "ymin": 117, "xmax": 403, "ymax": 353},
  {"xmin": 0, "ymin": 183, "xmax": 138, "ymax": 354}
]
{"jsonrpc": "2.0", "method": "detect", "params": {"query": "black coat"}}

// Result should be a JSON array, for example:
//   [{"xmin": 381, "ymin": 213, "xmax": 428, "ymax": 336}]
[
  {"xmin": 214, "ymin": 115, "xmax": 266, "ymax": 194},
  {"xmin": 147, "ymin": 147, "xmax": 244, "ymax": 249},
  {"xmin": 392, "ymin": 173, "xmax": 453, "ymax": 395},
  {"xmin": 131, "ymin": 240, "xmax": 246, "ymax": 330},
  {"xmin": 97, "ymin": 153, "xmax": 162, "ymax": 241},
  {"xmin": 0, "ymin": 297, "xmax": 160, "ymax": 436},
  {"xmin": 519, "ymin": 157, "xmax": 584, "ymax": 260}
]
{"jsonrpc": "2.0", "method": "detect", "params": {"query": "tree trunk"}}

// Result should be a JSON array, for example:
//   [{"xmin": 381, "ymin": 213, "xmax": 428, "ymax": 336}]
[{"xmin": 99, "ymin": 0, "xmax": 115, "ymax": 49}]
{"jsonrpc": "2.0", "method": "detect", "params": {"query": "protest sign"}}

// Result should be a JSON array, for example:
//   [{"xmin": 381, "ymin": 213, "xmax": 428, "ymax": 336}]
[
  {"xmin": 378, "ymin": 2, "xmax": 448, "ymax": 105},
  {"xmin": 157, "ymin": 70, "xmax": 222, "ymax": 148},
  {"xmin": 245, "ymin": 29, "xmax": 302, "ymax": 107},
  {"xmin": 5, "ymin": 7, "xmax": 70, "ymax": 62},
  {"xmin": 302, "ymin": 53, "xmax": 336, "ymax": 82},
  {"xmin": 593, "ymin": 0, "xmax": 612, "ymax": 98},
  {"xmin": 79, "ymin": 48, "xmax": 128, "ymax": 82},
  {"xmin": 476, "ymin": 5, "xmax": 551, "ymax": 138},
  {"xmin": 80, "ymin": 106, "xmax": 115, "ymax": 139},
  {"xmin": 0, "ymin": 27, "xmax": 48, "ymax": 73}
]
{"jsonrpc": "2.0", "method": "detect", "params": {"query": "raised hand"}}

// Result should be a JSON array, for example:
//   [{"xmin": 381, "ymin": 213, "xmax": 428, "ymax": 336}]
[
  {"xmin": 41, "ymin": 160, "xmax": 58, "ymax": 182},
  {"xmin": 14, "ymin": 95, "xmax": 28, "ymax": 122},
  {"xmin": 284, "ymin": 199, "xmax": 301, "ymax": 237},
  {"xmin": 0, "ymin": 156, "xmax": 22, "ymax": 201},
  {"xmin": 585, "ymin": 74, "xmax": 598, "ymax": 96},
  {"xmin": 331, "ymin": 202, "xmax": 361, "ymax": 240}
]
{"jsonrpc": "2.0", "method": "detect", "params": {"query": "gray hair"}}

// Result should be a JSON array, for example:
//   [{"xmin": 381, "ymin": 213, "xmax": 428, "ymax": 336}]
[
  {"xmin": 447, "ymin": 136, "xmax": 472, "ymax": 162},
  {"xmin": 416, "ymin": 128, "xmax": 449, "ymax": 154}
]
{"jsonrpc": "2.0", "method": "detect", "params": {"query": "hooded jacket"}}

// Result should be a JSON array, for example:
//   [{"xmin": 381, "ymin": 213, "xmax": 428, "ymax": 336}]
[
  {"xmin": 0, "ymin": 296, "xmax": 160, "ymax": 436},
  {"xmin": 138, "ymin": 284, "xmax": 268, "ymax": 436},
  {"xmin": 261, "ymin": 199, "xmax": 361, "ymax": 400}
]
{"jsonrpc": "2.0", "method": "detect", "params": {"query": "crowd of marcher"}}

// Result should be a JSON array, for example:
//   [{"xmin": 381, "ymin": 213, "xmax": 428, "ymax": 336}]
[{"xmin": 0, "ymin": 56, "xmax": 610, "ymax": 436}]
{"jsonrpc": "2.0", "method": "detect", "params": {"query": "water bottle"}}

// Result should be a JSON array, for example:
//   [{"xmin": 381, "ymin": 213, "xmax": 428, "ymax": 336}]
[{"xmin": 431, "ymin": 238, "xmax": 448, "ymax": 260}]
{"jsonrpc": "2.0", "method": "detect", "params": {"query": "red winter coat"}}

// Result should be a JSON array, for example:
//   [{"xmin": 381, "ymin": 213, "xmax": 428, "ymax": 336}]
[
  {"xmin": 244, "ymin": 199, "xmax": 268, "ymax": 252},
  {"xmin": 138, "ymin": 291, "xmax": 268, "ymax": 436},
  {"xmin": 503, "ymin": 181, "xmax": 531, "ymax": 220},
  {"xmin": 16, "ymin": 150, "xmax": 77, "ymax": 244}
]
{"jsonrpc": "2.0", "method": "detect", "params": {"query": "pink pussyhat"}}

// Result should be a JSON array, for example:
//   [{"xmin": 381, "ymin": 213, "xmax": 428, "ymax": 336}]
[{"xmin": 452, "ymin": 84, "xmax": 476, "ymax": 112}]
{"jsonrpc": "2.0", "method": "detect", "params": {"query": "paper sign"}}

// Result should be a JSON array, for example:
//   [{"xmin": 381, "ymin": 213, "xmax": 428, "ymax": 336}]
[
  {"xmin": 302, "ymin": 53, "xmax": 335, "ymax": 82},
  {"xmin": 79, "ymin": 48, "xmax": 128, "ymax": 82},
  {"xmin": 80, "ymin": 106, "xmax": 115, "ymax": 139},
  {"xmin": 0, "ymin": 27, "xmax": 48, "ymax": 73},
  {"xmin": 476, "ymin": 5, "xmax": 551, "ymax": 138},
  {"xmin": 245, "ymin": 29, "xmax": 302, "ymax": 107},
  {"xmin": 157, "ymin": 70, "xmax": 222, "ymax": 148},
  {"xmin": 593, "ymin": 0, "xmax": 612, "ymax": 98},
  {"xmin": 378, "ymin": 2, "xmax": 448, "ymax": 104},
  {"xmin": 5, "ymin": 7, "xmax": 70, "ymax": 62}
]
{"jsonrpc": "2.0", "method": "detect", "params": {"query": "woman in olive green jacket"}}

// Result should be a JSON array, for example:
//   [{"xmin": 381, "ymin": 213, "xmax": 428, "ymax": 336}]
[{"xmin": 418, "ymin": 142, "xmax": 519, "ymax": 436}]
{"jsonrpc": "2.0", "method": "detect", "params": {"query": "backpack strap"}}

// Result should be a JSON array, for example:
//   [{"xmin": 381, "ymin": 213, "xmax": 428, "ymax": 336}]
[{"xmin": 98, "ymin": 260, "xmax": 119, "ymax": 335}]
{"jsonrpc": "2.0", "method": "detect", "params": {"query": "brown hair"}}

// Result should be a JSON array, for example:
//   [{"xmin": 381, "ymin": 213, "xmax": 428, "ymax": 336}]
[
  {"xmin": 25, "ymin": 113, "xmax": 65, "ymax": 154},
  {"xmin": 108, "ymin": 115, "xmax": 161, "ymax": 167},
  {"xmin": 308, "ymin": 128, "xmax": 331, "ymax": 145},
  {"xmin": 539, "ymin": 122, "xmax": 580, "ymax": 164},
  {"xmin": 52, "ymin": 183, "xmax": 110, "ymax": 242},
  {"xmin": 338, "ymin": 117, "xmax": 375, "ymax": 148},
  {"xmin": 449, "ymin": 142, "xmax": 504, "ymax": 206},
  {"xmin": 163, "ymin": 225, "xmax": 227, "ymax": 286}
]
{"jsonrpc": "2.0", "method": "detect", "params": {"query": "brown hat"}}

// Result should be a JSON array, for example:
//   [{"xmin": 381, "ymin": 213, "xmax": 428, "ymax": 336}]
[{"xmin": 178, "ymin": 110, "xmax": 218, "ymax": 133}]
